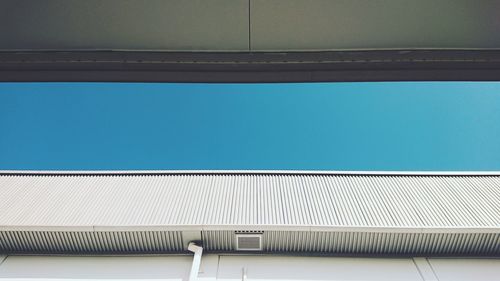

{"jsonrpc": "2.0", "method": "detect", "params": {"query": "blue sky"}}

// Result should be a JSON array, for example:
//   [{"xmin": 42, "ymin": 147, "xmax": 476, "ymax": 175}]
[{"xmin": 0, "ymin": 82, "xmax": 499, "ymax": 171}]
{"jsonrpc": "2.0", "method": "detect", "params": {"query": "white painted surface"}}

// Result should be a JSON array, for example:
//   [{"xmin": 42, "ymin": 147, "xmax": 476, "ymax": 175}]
[
  {"xmin": 217, "ymin": 256, "xmax": 423, "ymax": 281},
  {"xmin": 0, "ymin": 256, "xmax": 192, "ymax": 279},
  {"xmin": 428, "ymin": 258, "xmax": 500, "ymax": 281},
  {"xmin": 412, "ymin": 258, "xmax": 438, "ymax": 281},
  {"xmin": 0, "ymin": 255, "xmax": 498, "ymax": 281}
]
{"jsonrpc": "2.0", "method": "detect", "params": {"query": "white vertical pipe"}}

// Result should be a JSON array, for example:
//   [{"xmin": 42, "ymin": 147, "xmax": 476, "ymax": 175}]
[{"xmin": 188, "ymin": 242, "xmax": 203, "ymax": 281}]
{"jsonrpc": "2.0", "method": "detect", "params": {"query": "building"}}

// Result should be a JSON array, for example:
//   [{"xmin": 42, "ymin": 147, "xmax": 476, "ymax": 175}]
[
  {"xmin": 0, "ymin": 1, "xmax": 499, "ymax": 280},
  {"xmin": 0, "ymin": 171, "xmax": 498, "ymax": 280}
]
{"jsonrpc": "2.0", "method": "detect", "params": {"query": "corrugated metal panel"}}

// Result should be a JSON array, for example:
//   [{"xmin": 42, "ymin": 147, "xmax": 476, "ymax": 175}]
[
  {"xmin": 203, "ymin": 231, "xmax": 500, "ymax": 256},
  {"xmin": 0, "ymin": 172, "xmax": 498, "ymax": 228},
  {"xmin": 0, "ymin": 171, "xmax": 499, "ymax": 255},
  {"xmin": 0, "ymin": 231, "xmax": 184, "ymax": 254},
  {"xmin": 203, "ymin": 231, "xmax": 235, "ymax": 252}
]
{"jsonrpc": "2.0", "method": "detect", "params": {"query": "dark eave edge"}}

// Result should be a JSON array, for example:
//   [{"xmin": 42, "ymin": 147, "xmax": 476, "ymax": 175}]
[{"xmin": 1, "ymin": 50, "xmax": 500, "ymax": 82}]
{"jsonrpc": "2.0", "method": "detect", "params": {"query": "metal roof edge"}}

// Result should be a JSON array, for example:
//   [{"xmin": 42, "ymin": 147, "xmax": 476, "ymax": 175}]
[
  {"xmin": 1, "ymin": 225, "xmax": 498, "ymax": 234},
  {"xmin": 1, "ymin": 170, "xmax": 500, "ymax": 176},
  {"xmin": 2, "ymin": 49, "xmax": 500, "ymax": 82}
]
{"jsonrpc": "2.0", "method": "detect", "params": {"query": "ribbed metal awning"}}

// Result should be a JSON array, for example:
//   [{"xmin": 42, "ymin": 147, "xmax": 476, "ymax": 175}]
[{"xmin": 0, "ymin": 171, "xmax": 498, "ymax": 255}]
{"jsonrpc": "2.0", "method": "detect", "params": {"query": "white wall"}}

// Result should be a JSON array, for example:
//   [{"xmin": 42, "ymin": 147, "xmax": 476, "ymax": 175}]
[{"xmin": 0, "ymin": 255, "xmax": 498, "ymax": 281}]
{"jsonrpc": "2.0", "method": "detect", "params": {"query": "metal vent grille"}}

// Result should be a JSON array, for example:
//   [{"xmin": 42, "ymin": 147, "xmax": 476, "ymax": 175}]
[{"xmin": 236, "ymin": 234, "xmax": 262, "ymax": 251}]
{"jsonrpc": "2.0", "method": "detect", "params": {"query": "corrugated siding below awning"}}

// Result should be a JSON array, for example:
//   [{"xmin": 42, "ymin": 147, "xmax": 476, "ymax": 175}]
[{"xmin": 208, "ymin": 231, "xmax": 500, "ymax": 256}]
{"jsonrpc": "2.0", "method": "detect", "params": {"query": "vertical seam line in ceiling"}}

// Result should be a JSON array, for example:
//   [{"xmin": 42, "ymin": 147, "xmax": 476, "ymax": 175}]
[{"xmin": 248, "ymin": 0, "xmax": 252, "ymax": 51}]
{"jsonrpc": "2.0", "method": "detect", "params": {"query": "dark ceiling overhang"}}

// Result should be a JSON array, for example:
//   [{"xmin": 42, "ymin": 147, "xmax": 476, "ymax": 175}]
[{"xmin": 2, "ymin": 0, "xmax": 500, "ymax": 82}]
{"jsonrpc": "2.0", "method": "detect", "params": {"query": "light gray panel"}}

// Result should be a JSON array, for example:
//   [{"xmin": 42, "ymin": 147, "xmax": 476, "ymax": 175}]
[
  {"xmin": 0, "ymin": 255, "xmax": 498, "ymax": 281},
  {"xmin": 217, "ymin": 256, "xmax": 423, "ymax": 281},
  {"xmin": 0, "ymin": 0, "xmax": 249, "ymax": 51},
  {"xmin": 251, "ymin": 0, "xmax": 500, "ymax": 51},
  {"xmin": 428, "ymin": 258, "xmax": 500, "ymax": 281},
  {"xmin": 0, "ymin": 256, "xmax": 192, "ymax": 279}
]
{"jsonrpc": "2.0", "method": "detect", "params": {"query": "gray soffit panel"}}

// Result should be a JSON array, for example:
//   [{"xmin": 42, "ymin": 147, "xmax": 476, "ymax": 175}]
[
  {"xmin": 0, "ymin": 0, "xmax": 249, "ymax": 51},
  {"xmin": 1, "ymin": 0, "xmax": 500, "ymax": 52},
  {"xmin": 251, "ymin": 0, "xmax": 500, "ymax": 51},
  {"xmin": 0, "ymin": 171, "xmax": 498, "ymax": 255}
]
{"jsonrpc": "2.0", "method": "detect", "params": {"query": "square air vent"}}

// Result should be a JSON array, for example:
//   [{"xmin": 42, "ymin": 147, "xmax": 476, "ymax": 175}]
[{"xmin": 235, "ymin": 233, "xmax": 263, "ymax": 251}]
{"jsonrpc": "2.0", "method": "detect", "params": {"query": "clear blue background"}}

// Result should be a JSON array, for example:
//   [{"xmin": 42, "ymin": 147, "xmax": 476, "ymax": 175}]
[{"xmin": 1, "ymin": 82, "xmax": 499, "ymax": 171}]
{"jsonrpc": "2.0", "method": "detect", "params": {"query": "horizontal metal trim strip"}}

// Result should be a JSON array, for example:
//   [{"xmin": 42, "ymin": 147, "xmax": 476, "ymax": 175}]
[
  {"xmin": 1, "ymin": 226, "xmax": 498, "ymax": 234},
  {"xmin": 3, "ymin": 70, "xmax": 500, "ymax": 83},
  {"xmin": 1, "ymin": 50, "xmax": 500, "ymax": 82},
  {"xmin": 2, "ymin": 50, "xmax": 500, "ymax": 64},
  {"xmin": 2, "ymin": 170, "xmax": 500, "ymax": 177}
]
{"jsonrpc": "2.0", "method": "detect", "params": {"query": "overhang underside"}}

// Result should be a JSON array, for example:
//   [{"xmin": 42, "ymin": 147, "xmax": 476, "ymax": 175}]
[
  {"xmin": 1, "ymin": 0, "xmax": 500, "ymax": 82},
  {"xmin": 2, "ymin": 0, "xmax": 500, "ymax": 52},
  {"xmin": 0, "ymin": 171, "xmax": 498, "ymax": 256}
]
